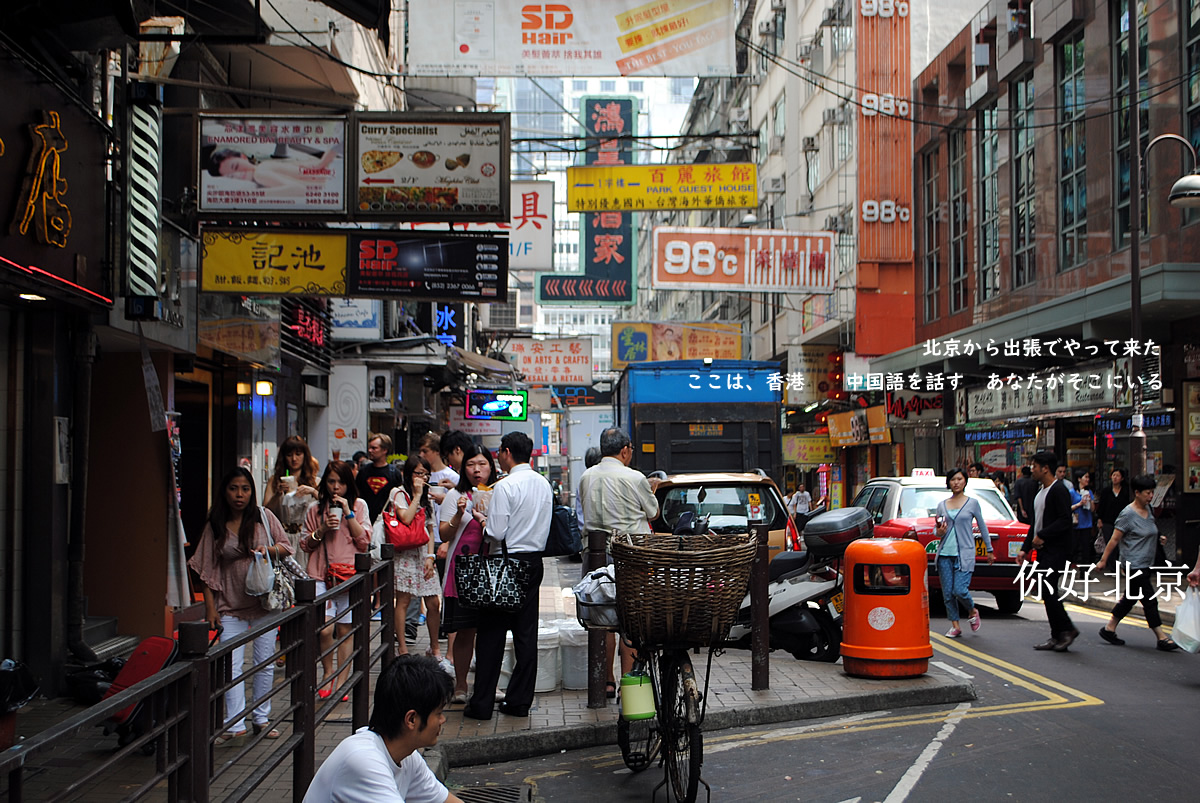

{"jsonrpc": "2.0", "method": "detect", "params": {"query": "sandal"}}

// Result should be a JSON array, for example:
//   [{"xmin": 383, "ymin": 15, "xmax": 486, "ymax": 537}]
[
  {"xmin": 451, "ymin": 690, "xmax": 469, "ymax": 704},
  {"xmin": 605, "ymin": 681, "xmax": 617, "ymax": 699},
  {"xmin": 252, "ymin": 722, "xmax": 281, "ymax": 740},
  {"xmin": 1157, "ymin": 638, "xmax": 1180, "ymax": 652},
  {"xmin": 215, "ymin": 730, "xmax": 247, "ymax": 746}
]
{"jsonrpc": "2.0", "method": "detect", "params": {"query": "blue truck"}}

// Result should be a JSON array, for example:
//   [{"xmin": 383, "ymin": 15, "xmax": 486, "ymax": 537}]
[{"xmin": 613, "ymin": 360, "xmax": 783, "ymax": 480}]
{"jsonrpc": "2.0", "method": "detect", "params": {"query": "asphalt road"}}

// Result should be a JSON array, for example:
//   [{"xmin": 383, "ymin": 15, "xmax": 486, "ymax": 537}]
[{"xmin": 448, "ymin": 593, "xmax": 1199, "ymax": 802}]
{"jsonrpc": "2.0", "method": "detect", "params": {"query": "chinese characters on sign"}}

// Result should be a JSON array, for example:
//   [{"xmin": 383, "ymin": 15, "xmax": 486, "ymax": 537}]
[
  {"xmin": 651, "ymin": 227, "xmax": 835, "ymax": 292},
  {"xmin": 1018, "ymin": 561, "xmax": 1190, "ymax": 603},
  {"xmin": 1185, "ymin": 382, "xmax": 1200, "ymax": 493},
  {"xmin": 505, "ymin": 337, "xmax": 594, "ymax": 384},
  {"xmin": 569, "ymin": 164, "xmax": 758, "ymax": 212},
  {"xmin": 201, "ymin": 231, "xmax": 347, "ymax": 294},
  {"xmin": 610, "ymin": 321, "xmax": 742, "ymax": 370},
  {"xmin": 14, "ymin": 110, "xmax": 72, "ymax": 247}
]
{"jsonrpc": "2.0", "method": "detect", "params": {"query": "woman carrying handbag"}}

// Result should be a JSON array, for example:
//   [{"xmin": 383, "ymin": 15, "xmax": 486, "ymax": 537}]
[
  {"xmin": 386, "ymin": 455, "xmax": 446, "ymax": 665},
  {"xmin": 300, "ymin": 460, "xmax": 370, "ymax": 700}
]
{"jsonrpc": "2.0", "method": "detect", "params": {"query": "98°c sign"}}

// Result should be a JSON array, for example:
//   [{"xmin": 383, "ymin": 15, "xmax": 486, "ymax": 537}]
[{"xmin": 651, "ymin": 227, "xmax": 836, "ymax": 294}]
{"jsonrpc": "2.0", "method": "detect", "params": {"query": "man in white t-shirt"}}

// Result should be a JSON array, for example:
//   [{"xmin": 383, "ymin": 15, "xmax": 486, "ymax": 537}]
[
  {"xmin": 787, "ymin": 485, "xmax": 812, "ymax": 518},
  {"xmin": 303, "ymin": 655, "xmax": 462, "ymax": 803}
]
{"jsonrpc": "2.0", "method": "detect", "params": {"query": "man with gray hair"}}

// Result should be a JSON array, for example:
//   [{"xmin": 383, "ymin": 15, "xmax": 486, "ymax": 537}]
[{"xmin": 578, "ymin": 427, "xmax": 661, "ymax": 697}]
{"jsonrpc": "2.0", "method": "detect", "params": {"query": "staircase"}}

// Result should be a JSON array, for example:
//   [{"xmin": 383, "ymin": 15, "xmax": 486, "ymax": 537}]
[{"xmin": 82, "ymin": 616, "xmax": 141, "ymax": 661}]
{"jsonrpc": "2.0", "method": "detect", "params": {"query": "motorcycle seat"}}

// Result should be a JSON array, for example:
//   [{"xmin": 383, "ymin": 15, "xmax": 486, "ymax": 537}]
[{"xmin": 769, "ymin": 549, "xmax": 812, "ymax": 582}]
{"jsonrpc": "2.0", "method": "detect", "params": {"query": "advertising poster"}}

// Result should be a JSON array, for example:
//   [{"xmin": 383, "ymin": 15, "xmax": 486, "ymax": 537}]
[
  {"xmin": 330, "ymin": 298, "xmax": 382, "ymax": 341},
  {"xmin": 505, "ymin": 337, "xmax": 594, "ymax": 384},
  {"xmin": 1185, "ymin": 382, "xmax": 1200, "ymax": 492},
  {"xmin": 197, "ymin": 116, "xmax": 345, "ymax": 213},
  {"xmin": 407, "ymin": 0, "xmax": 738, "ymax": 77},
  {"xmin": 569, "ymin": 163, "xmax": 757, "ymax": 212},
  {"xmin": 611, "ymin": 321, "xmax": 742, "ymax": 370},
  {"xmin": 353, "ymin": 113, "xmax": 509, "ymax": 221},
  {"xmin": 197, "ymin": 294, "xmax": 281, "ymax": 369},
  {"xmin": 784, "ymin": 344, "xmax": 837, "ymax": 406},
  {"xmin": 201, "ymin": 230, "xmax": 348, "ymax": 294},
  {"xmin": 448, "ymin": 404, "xmax": 502, "ymax": 435},
  {"xmin": 346, "ymin": 232, "xmax": 508, "ymax": 300},
  {"xmin": 652, "ymin": 226, "xmax": 835, "ymax": 293},
  {"xmin": 828, "ymin": 410, "xmax": 868, "ymax": 447},
  {"xmin": 866, "ymin": 406, "xmax": 891, "ymax": 444},
  {"xmin": 783, "ymin": 434, "xmax": 836, "ymax": 467}
]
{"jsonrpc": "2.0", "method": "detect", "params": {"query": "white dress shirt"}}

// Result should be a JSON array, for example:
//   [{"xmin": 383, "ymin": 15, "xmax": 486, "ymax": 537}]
[
  {"xmin": 484, "ymin": 463, "xmax": 553, "ymax": 554},
  {"xmin": 578, "ymin": 456, "xmax": 660, "ymax": 535}
]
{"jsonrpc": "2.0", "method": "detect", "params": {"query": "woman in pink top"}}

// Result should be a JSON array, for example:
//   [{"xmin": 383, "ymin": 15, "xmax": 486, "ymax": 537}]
[
  {"xmin": 301, "ymin": 460, "xmax": 371, "ymax": 699},
  {"xmin": 188, "ymin": 466, "xmax": 292, "ymax": 743}
]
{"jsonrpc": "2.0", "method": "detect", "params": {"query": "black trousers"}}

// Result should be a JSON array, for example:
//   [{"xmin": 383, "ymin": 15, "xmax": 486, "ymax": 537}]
[
  {"xmin": 1111, "ymin": 567, "xmax": 1162, "ymax": 629},
  {"xmin": 467, "ymin": 555, "xmax": 544, "ymax": 717},
  {"xmin": 1039, "ymin": 546, "xmax": 1077, "ymax": 637}
]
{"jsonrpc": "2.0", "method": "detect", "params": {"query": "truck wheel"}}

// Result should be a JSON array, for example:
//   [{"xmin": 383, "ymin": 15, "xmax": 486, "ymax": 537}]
[{"xmin": 992, "ymin": 590, "xmax": 1023, "ymax": 614}]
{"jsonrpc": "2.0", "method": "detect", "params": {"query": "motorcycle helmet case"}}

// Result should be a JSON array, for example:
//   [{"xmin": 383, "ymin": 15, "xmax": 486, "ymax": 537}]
[{"xmin": 803, "ymin": 507, "xmax": 873, "ymax": 558}]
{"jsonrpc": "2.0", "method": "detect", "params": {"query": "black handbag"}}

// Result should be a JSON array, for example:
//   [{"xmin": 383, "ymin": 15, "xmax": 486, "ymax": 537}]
[{"xmin": 455, "ymin": 539, "xmax": 536, "ymax": 612}]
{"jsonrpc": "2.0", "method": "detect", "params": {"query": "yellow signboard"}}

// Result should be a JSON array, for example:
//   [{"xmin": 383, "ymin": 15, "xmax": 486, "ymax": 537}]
[
  {"xmin": 201, "ymin": 230, "xmax": 348, "ymax": 294},
  {"xmin": 567, "ymin": 163, "xmax": 758, "ymax": 212},
  {"xmin": 611, "ymin": 321, "xmax": 742, "ymax": 371},
  {"xmin": 783, "ymin": 434, "xmax": 836, "ymax": 466}
]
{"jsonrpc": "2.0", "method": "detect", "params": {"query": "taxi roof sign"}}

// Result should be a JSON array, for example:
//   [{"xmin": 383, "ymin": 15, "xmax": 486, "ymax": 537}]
[{"xmin": 911, "ymin": 468, "xmax": 937, "ymax": 478}]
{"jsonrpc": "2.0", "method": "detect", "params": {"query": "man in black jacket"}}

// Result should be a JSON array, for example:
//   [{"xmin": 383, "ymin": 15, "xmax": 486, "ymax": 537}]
[{"xmin": 1019, "ymin": 451, "xmax": 1079, "ymax": 651}]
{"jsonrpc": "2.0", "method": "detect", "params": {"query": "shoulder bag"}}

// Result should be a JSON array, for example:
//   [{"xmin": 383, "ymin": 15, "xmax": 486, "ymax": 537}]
[
  {"xmin": 455, "ymin": 539, "xmax": 536, "ymax": 613},
  {"xmin": 381, "ymin": 490, "xmax": 430, "ymax": 551}
]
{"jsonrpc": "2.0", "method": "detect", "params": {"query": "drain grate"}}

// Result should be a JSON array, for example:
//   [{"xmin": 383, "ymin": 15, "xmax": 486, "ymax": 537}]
[{"xmin": 455, "ymin": 785, "xmax": 533, "ymax": 803}]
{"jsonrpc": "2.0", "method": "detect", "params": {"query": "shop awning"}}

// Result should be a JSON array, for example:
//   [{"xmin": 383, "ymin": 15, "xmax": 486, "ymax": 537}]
[{"xmin": 452, "ymin": 347, "xmax": 516, "ymax": 379}]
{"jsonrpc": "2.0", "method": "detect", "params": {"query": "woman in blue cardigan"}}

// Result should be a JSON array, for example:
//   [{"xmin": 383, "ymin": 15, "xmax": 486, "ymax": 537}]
[{"xmin": 935, "ymin": 468, "xmax": 995, "ymax": 637}]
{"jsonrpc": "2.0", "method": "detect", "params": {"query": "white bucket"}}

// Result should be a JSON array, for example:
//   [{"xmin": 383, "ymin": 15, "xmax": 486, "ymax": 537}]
[
  {"xmin": 558, "ymin": 619, "xmax": 589, "ymax": 690},
  {"xmin": 535, "ymin": 624, "xmax": 560, "ymax": 692}
]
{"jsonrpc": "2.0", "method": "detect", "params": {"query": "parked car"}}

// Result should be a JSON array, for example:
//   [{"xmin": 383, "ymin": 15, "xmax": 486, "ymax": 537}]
[
  {"xmin": 849, "ymin": 476, "xmax": 1028, "ymax": 613},
  {"xmin": 651, "ymin": 472, "xmax": 798, "ymax": 561}
]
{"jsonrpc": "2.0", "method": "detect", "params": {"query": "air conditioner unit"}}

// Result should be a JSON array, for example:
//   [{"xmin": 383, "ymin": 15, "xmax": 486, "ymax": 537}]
[
  {"xmin": 769, "ymin": 135, "xmax": 784, "ymax": 154},
  {"xmin": 747, "ymin": 73, "xmax": 763, "ymax": 86},
  {"xmin": 730, "ymin": 108, "xmax": 750, "ymax": 123},
  {"xmin": 822, "ymin": 108, "xmax": 838, "ymax": 125},
  {"xmin": 758, "ymin": 20, "xmax": 776, "ymax": 36},
  {"xmin": 824, "ymin": 214, "xmax": 846, "ymax": 232},
  {"xmin": 821, "ymin": 8, "xmax": 838, "ymax": 26},
  {"xmin": 772, "ymin": 0, "xmax": 787, "ymax": 9},
  {"xmin": 797, "ymin": 43, "xmax": 815, "ymax": 61},
  {"xmin": 764, "ymin": 176, "xmax": 785, "ymax": 194},
  {"xmin": 801, "ymin": 136, "xmax": 818, "ymax": 152}
]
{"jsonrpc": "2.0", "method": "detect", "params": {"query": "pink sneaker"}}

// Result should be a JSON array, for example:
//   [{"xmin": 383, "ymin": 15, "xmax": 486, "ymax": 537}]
[
  {"xmin": 969, "ymin": 613, "xmax": 981, "ymax": 632},
  {"xmin": 945, "ymin": 627, "xmax": 962, "ymax": 638}
]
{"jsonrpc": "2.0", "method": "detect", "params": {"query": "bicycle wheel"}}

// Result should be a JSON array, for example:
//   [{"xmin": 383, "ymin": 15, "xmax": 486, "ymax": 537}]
[
  {"xmin": 617, "ymin": 714, "xmax": 661, "ymax": 772},
  {"xmin": 659, "ymin": 650, "xmax": 702, "ymax": 802}
]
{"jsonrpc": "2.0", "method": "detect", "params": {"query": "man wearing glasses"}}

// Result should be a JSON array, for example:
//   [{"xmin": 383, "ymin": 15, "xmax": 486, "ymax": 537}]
[{"xmin": 462, "ymin": 432, "xmax": 552, "ymax": 720}]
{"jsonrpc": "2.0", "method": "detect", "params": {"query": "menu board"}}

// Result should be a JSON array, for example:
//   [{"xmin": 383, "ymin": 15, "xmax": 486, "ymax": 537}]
[
  {"xmin": 353, "ymin": 113, "xmax": 509, "ymax": 221},
  {"xmin": 346, "ymin": 232, "xmax": 508, "ymax": 300}
]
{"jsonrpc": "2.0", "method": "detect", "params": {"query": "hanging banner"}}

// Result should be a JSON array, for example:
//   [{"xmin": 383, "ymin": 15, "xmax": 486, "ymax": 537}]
[
  {"xmin": 406, "ymin": 0, "xmax": 738, "ymax": 77},
  {"xmin": 651, "ymin": 227, "xmax": 835, "ymax": 293},
  {"xmin": 197, "ymin": 116, "xmax": 346, "ymax": 214},
  {"xmin": 568, "ymin": 163, "xmax": 757, "ymax": 212},
  {"xmin": 505, "ymin": 337, "xmax": 594, "ymax": 384},
  {"xmin": 201, "ymin": 230, "xmax": 348, "ymax": 294},
  {"xmin": 611, "ymin": 321, "xmax": 742, "ymax": 370},
  {"xmin": 352, "ymin": 112, "xmax": 510, "ymax": 222}
]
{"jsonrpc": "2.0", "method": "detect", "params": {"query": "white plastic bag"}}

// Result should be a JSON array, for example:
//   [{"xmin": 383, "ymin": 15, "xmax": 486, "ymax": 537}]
[
  {"xmin": 573, "ymin": 566, "xmax": 619, "ymax": 628},
  {"xmin": 245, "ymin": 551, "xmax": 274, "ymax": 596},
  {"xmin": 1173, "ymin": 586, "xmax": 1200, "ymax": 654}
]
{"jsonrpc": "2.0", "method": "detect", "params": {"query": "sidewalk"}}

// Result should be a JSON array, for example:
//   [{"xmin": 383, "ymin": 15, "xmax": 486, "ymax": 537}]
[{"xmin": 435, "ymin": 557, "xmax": 975, "ymax": 768}]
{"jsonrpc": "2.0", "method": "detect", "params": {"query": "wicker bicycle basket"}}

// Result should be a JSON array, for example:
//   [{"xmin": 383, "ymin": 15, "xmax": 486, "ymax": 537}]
[{"xmin": 611, "ymin": 532, "xmax": 756, "ymax": 649}]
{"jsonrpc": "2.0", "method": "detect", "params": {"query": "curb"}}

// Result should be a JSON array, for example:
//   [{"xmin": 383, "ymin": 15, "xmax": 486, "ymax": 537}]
[
  {"xmin": 422, "ymin": 746, "xmax": 448, "ymax": 782},
  {"xmin": 440, "ymin": 673, "xmax": 976, "ymax": 768}
]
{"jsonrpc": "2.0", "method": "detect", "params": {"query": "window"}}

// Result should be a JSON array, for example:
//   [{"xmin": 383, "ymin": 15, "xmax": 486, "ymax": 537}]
[
  {"xmin": 600, "ymin": 80, "xmax": 616, "ymax": 93},
  {"xmin": 923, "ymin": 149, "xmax": 941, "ymax": 322},
  {"xmin": 573, "ymin": 80, "xmax": 588, "ymax": 92},
  {"xmin": 628, "ymin": 80, "xmax": 643, "ymax": 93},
  {"xmin": 758, "ymin": 120, "xmax": 770, "ymax": 164},
  {"xmin": 977, "ymin": 102, "xmax": 1000, "ymax": 301},
  {"xmin": 948, "ymin": 129, "xmax": 968, "ymax": 314},
  {"xmin": 1011, "ymin": 72, "xmax": 1036, "ymax": 287},
  {"xmin": 1115, "ymin": 0, "xmax": 1149, "ymax": 245},
  {"xmin": 836, "ymin": 122, "xmax": 852, "ymax": 163},
  {"xmin": 773, "ymin": 93, "xmax": 786, "ymax": 138},
  {"xmin": 1187, "ymin": 1, "xmax": 1200, "ymax": 163},
  {"xmin": 1058, "ymin": 30, "xmax": 1087, "ymax": 270}
]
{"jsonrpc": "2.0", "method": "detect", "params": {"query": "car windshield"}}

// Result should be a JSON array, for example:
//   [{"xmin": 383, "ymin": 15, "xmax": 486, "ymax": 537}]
[
  {"xmin": 897, "ymin": 487, "xmax": 1014, "ymax": 522},
  {"xmin": 658, "ymin": 484, "xmax": 781, "ymax": 533}
]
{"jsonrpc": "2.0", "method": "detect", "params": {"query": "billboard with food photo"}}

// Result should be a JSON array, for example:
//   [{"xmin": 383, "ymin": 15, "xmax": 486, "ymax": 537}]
[{"xmin": 352, "ymin": 112, "xmax": 510, "ymax": 222}]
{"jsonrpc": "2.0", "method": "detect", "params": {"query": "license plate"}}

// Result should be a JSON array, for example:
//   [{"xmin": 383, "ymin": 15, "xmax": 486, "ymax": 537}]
[
  {"xmin": 975, "ymin": 538, "xmax": 987, "ymax": 557},
  {"xmin": 829, "ymin": 592, "xmax": 845, "ymax": 615}
]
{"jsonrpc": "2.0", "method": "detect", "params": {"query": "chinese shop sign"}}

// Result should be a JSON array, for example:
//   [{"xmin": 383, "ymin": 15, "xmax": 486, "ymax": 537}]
[
  {"xmin": 347, "ymin": 232, "xmax": 508, "ymax": 300},
  {"xmin": 611, "ymin": 321, "xmax": 742, "ymax": 371},
  {"xmin": 505, "ymin": 337, "xmax": 594, "ymax": 384},
  {"xmin": 568, "ymin": 163, "xmax": 757, "ymax": 212},
  {"xmin": 352, "ymin": 112, "xmax": 509, "ymax": 222},
  {"xmin": 201, "ymin": 231, "xmax": 347, "ymax": 294},
  {"xmin": 540, "ymin": 97, "xmax": 636, "ymax": 305},
  {"xmin": 197, "ymin": 116, "xmax": 346, "ymax": 214},
  {"xmin": 406, "ymin": 0, "xmax": 738, "ymax": 78},
  {"xmin": 651, "ymin": 227, "xmax": 834, "ymax": 292}
]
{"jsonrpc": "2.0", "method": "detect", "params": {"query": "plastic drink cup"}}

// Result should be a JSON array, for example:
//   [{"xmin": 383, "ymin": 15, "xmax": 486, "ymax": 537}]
[{"xmin": 329, "ymin": 507, "xmax": 343, "ymax": 526}]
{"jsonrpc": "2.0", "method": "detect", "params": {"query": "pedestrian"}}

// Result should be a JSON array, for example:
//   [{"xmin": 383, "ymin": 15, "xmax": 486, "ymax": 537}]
[
  {"xmin": 1096, "ymin": 474, "xmax": 1179, "ymax": 651},
  {"xmin": 462, "ymin": 432, "xmax": 552, "ymax": 721},
  {"xmin": 388, "ymin": 455, "xmax": 446, "ymax": 663},
  {"xmin": 990, "ymin": 471, "xmax": 1011, "ymax": 508},
  {"xmin": 1055, "ymin": 464, "xmax": 1074, "ymax": 491},
  {"xmin": 934, "ymin": 468, "xmax": 994, "ymax": 637},
  {"xmin": 787, "ymin": 483, "xmax": 812, "ymax": 520},
  {"xmin": 1095, "ymin": 468, "xmax": 1131, "ymax": 559},
  {"xmin": 262, "ymin": 436, "xmax": 320, "ymax": 555},
  {"xmin": 1018, "ymin": 451, "xmax": 1079, "ymax": 651},
  {"xmin": 1069, "ymin": 470, "xmax": 1095, "ymax": 565},
  {"xmin": 302, "ymin": 654, "xmax": 462, "ymax": 803},
  {"xmin": 350, "ymin": 450, "xmax": 368, "ymax": 478},
  {"xmin": 967, "ymin": 461, "xmax": 985, "ymax": 479},
  {"xmin": 1013, "ymin": 465, "xmax": 1037, "ymax": 526},
  {"xmin": 301, "ymin": 459, "xmax": 371, "ymax": 700},
  {"xmin": 438, "ymin": 444, "xmax": 497, "ymax": 702},
  {"xmin": 439, "ymin": 430, "xmax": 474, "ymax": 476},
  {"xmin": 575, "ymin": 446, "xmax": 602, "ymax": 533},
  {"xmin": 578, "ymin": 428, "xmax": 662, "ymax": 697},
  {"xmin": 417, "ymin": 432, "xmax": 460, "ymax": 576},
  {"xmin": 188, "ymin": 466, "xmax": 292, "ymax": 744},
  {"xmin": 356, "ymin": 432, "xmax": 401, "ymax": 522}
]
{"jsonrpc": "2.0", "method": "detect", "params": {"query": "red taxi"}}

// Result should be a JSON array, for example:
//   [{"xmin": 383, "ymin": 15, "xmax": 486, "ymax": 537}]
[{"xmin": 849, "ymin": 475, "xmax": 1028, "ymax": 613}]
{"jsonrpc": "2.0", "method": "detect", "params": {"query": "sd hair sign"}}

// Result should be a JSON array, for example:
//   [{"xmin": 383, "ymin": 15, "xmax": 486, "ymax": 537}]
[
  {"xmin": 652, "ymin": 227, "xmax": 836, "ymax": 293},
  {"xmin": 406, "ymin": 1, "xmax": 738, "ymax": 77}
]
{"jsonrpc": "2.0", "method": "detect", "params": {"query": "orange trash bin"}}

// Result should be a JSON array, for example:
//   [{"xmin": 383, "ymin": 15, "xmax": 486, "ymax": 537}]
[{"xmin": 840, "ymin": 538, "xmax": 932, "ymax": 678}]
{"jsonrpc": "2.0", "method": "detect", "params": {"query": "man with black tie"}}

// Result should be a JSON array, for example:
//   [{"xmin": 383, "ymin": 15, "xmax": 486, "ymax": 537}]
[
  {"xmin": 1019, "ymin": 451, "xmax": 1079, "ymax": 651},
  {"xmin": 462, "ymin": 432, "xmax": 552, "ymax": 720}
]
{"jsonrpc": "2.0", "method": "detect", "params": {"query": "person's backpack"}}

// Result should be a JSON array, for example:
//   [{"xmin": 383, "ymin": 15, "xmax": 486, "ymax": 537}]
[{"xmin": 544, "ymin": 503, "xmax": 583, "ymax": 557}]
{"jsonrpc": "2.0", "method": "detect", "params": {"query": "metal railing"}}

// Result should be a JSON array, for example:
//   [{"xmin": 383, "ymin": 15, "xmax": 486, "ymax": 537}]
[{"xmin": 1, "ymin": 546, "xmax": 396, "ymax": 802}]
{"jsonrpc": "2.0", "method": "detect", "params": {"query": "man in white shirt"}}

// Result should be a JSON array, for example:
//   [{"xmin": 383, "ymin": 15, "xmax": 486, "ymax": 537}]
[
  {"xmin": 463, "ymin": 431, "xmax": 552, "ymax": 721},
  {"xmin": 303, "ymin": 655, "xmax": 462, "ymax": 803},
  {"xmin": 787, "ymin": 485, "xmax": 812, "ymax": 518}
]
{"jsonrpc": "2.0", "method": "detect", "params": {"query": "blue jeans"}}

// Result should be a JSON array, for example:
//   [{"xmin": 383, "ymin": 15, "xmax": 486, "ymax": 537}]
[{"xmin": 937, "ymin": 555, "xmax": 975, "ymax": 622}]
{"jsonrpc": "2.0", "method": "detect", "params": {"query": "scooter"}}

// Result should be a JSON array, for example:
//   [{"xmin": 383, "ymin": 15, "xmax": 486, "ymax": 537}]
[{"xmin": 724, "ymin": 505, "xmax": 847, "ymax": 663}]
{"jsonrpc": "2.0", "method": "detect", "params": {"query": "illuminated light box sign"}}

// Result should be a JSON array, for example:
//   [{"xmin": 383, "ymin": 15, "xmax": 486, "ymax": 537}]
[
  {"xmin": 568, "ymin": 164, "xmax": 758, "ymax": 212},
  {"xmin": 347, "ymin": 232, "xmax": 509, "ymax": 300},
  {"xmin": 465, "ymin": 389, "xmax": 529, "ymax": 421}
]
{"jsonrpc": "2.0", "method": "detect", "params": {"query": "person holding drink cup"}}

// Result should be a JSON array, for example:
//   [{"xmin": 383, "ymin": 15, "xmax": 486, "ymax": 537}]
[
  {"xmin": 387, "ymin": 456, "xmax": 446, "ymax": 664},
  {"xmin": 934, "ymin": 468, "xmax": 994, "ymax": 638},
  {"xmin": 263, "ymin": 436, "xmax": 320, "ymax": 555},
  {"xmin": 301, "ymin": 460, "xmax": 370, "ymax": 700}
]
